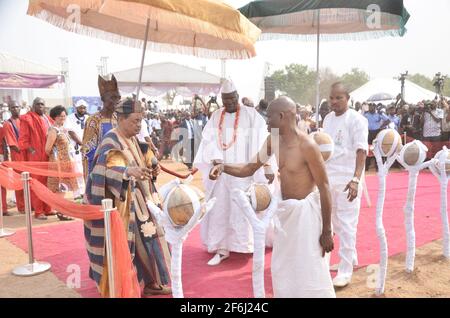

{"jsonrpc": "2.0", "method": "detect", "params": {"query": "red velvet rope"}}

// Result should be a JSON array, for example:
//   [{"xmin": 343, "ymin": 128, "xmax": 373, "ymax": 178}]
[
  {"xmin": 2, "ymin": 161, "xmax": 82, "ymax": 178},
  {"xmin": 0, "ymin": 165, "xmax": 24, "ymax": 191}
]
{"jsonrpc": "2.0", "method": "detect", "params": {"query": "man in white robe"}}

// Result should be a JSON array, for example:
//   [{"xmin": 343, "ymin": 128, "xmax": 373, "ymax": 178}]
[
  {"xmin": 64, "ymin": 99, "xmax": 89, "ymax": 198},
  {"xmin": 209, "ymin": 96, "xmax": 335, "ymax": 297},
  {"xmin": 193, "ymin": 79, "xmax": 272, "ymax": 266},
  {"xmin": 323, "ymin": 82, "xmax": 368, "ymax": 288}
]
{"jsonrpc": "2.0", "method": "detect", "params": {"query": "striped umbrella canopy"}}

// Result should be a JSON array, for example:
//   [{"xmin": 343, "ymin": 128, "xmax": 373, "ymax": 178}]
[
  {"xmin": 239, "ymin": 0, "xmax": 410, "ymax": 41},
  {"xmin": 28, "ymin": 0, "xmax": 261, "ymax": 101},
  {"xmin": 239, "ymin": 0, "xmax": 410, "ymax": 120},
  {"xmin": 28, "ymin": 0, "xmax": 261, "ymax": 60}
]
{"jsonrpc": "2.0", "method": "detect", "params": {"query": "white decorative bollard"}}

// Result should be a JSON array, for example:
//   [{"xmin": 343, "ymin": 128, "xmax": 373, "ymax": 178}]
[
  {"xmin": 373, "ymin": 129, "xmax": 402, "ymax": 295},
  {"xmin": 397, "ymin": 140, "xmax": 431, "ymax": 273},
  {"xmin": 428, "ymin": 146, "xmax": 450, "ymax": 259},
  {"xmin": 231, "ymin": 185, "xmax": 278, "ymax": 298},
  {"xmin": 147, "ymin": 178, "xmax": 216, "ymax": 298}
]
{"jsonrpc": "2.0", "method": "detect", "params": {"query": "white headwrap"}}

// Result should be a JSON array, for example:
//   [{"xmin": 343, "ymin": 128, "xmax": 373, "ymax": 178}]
[{"xmin": 75, "ymin": 99, "xmax": 88, "ymax": 108}]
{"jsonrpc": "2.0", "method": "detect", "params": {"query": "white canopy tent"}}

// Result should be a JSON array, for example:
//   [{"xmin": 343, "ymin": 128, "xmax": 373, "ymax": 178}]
[
  {"xmin": 0, "ymin": 52, "xmax": 61, "ymax": 76},
  {"xmin": 0, "ymin": 52, "xmax": 65, "ymax": 109},
  {"xmin": 350, "ymin": 78, "xmax": 438, "ymax": 105},
  {"xmin": 112, "ymin": 62, "xmax": 222, "ymax": 98}
]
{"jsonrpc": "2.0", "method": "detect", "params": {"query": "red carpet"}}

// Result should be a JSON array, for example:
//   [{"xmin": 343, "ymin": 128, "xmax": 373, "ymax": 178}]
[{"xmin": 6, "ymin": 171, "xmax": 450, "ymax": 298}]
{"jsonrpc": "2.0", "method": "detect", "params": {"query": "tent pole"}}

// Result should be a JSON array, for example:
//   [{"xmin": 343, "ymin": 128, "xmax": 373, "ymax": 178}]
[
  {"xmin": 315, "ymin": 9, "xmax": 321, "ymax": 124},
  {"xmin": 221, "ymin": 59, "xmax": 227, "ymax": 79},
  {"xmin": 136, "ymin": 18, "xmax": 150, "ymax": 103}
]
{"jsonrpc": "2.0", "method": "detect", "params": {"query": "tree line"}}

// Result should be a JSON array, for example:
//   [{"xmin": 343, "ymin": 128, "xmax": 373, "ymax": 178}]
[{"xmin": 268, "ymin": 64, "xmax": 450, "ymax": 105}]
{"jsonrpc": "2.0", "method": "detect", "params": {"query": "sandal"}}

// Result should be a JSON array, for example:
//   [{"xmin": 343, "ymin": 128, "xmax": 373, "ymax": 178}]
[
  {"xmin": 57, "ymin": 213, "xmax": 74, "ymax": 221},
  {"xmin": 35, "ymin": 214, "xmax": 48, "ymax": 220},
  {"xmin": 143, "ymin": 285, "xmax": 172, "ymax": 296}
]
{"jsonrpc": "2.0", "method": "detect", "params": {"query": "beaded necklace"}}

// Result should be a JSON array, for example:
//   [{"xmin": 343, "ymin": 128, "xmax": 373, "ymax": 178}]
[{"xmin": 218, "ymin": 105, "xmax": 240, "ymax": 150}]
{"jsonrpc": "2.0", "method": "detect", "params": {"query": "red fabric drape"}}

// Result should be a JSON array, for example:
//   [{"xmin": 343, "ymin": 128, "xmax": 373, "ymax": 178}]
[
  {"xmin": 30, "ymin": 179, "xmax": 102, "ymax": 220},
  {"xmin": 0, "ymin": 165, "xmax": 138, "ymax": 298},
  {"xmin": 0, "ymin": 165, "xmax": 24, "ymax": 191},
  {"xmin": 3, "ymin": 161, "xmax": 82, "ymax": 178},
  {"xmin": 111, "ymin": 212, "xmax": 141, "ymax": 298}
]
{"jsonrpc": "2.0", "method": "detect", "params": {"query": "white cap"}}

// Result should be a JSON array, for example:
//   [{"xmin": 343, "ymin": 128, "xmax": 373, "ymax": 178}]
[
  {"xmin": 75, "ymin": 99, "xmax": 88, "ymax": 108},
  {"xmin": 220, "ymin": 78, "xmax": 237, "ymax": 94}
]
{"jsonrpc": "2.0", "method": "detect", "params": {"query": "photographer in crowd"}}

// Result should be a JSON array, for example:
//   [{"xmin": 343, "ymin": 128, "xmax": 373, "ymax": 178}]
[
  {"xmin": 421, "ymin": 100, "xmax": 444, "ymax": 157},
  {"xmin": 400, "ymin": 105, "xmax": 423, "ymax": 140},
  {"xmin": 441, "ymin": 98, "xmax": 450, "ymax": 141}
]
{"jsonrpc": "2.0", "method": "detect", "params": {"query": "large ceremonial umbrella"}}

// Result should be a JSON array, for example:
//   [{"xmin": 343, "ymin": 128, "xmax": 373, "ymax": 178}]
[
  {"xmin": 239, "ymin": 0, "xmax": 410, "ymax": 120},
  {"xmin": 27, "ymin": 0, "xmax": 261, "ymax": 99}
]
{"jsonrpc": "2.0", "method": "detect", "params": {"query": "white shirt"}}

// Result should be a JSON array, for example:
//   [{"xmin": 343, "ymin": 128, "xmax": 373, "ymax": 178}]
[
  {"xmin": 151, "ymin": 118, "xmax": 161, "ymax": 130},
  {"xmin": 185, "ymin": 119, "xmax": 194, "ymax": 139},
  {"xmin": 137, "ymin": 119, "xmax": 150, "ymax": 142},
  {"xmin": 423, "ymin": 109, "xmax": 444, "ymax": 137},
  {"xmin": 323, "ymin": 109, "xmax": 368, "ymax": 183},
  {"xmin": 64, "ymin": 112, "xmax": 89, "ymax": 147}
]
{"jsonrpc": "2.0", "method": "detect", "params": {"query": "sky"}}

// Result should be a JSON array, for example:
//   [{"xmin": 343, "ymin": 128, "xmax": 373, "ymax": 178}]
[{"xmin": 0, "ymin": 0, "xmax": 449, "ymax": 104}]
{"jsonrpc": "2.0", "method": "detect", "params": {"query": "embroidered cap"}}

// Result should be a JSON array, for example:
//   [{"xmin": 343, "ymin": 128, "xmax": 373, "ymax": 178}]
[
  {"xmin": 116, "ymin": 98, "xmax": 143, "ymax": 114},
  {"xmin": 220, "ymin": 78, "xmax": 237, "ymax": 94}
]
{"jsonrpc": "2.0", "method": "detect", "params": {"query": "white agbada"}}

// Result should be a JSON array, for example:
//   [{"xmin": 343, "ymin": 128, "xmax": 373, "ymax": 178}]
[
  {"xmin": 323, "ymin": 109, "xmax": 368, "ymax": 278},
  {"xmin": 193, "ymin": 105, "xmax": 269, "ymax": 254},
  {"xmin": 137, "ymin": 118, "xmax": 150, "ymax": 143},
  {"xmin": 64, "ymin": 111, "xmax": 89, "ymax": 196},
  {"xmin": 272, "ymin": 191, "xmax": 335, "ymax": 298}
]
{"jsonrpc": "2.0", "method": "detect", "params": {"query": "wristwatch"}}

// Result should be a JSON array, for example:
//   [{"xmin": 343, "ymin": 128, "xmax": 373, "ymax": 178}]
[{"xmin": 350, "ymin": 176, "xmax": 360, "ymax": 184}]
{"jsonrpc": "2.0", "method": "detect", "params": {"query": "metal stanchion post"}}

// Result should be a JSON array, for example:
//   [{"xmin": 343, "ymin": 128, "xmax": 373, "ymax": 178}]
[
  {"xmin": 0, "ymin": 185, "xmax": 15, "ymax": 238},
  {"xmin": 12, "ymin": 172, "xmax": 51, "ymax": 276},
  {"xmin": 102, "ymin": 199, "xmax": 116, "ymax": 298}
]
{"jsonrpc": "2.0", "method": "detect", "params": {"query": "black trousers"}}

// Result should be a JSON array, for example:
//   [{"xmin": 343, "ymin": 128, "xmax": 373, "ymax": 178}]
[
  {"xmin": 368, "ymin": 129, "xmax": 380, "ymax": 144},
  {"xmin": 184, "ymin": 138, "xmax": 195, "ymax": 169},
  {"xmin": 366, "ymin": 129, "xmax": 381, "ymax": 171}
]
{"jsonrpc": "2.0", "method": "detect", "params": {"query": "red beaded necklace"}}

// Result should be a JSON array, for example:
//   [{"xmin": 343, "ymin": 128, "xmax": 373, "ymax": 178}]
[{"xmin": 218, "ymin": 105, "xmax": 240, "ymax": 150}]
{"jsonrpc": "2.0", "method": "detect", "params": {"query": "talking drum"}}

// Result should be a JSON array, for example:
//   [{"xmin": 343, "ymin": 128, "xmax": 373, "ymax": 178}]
[
  {"xmin": 164, "ymin": 184, "xmax": 205, "ymax": 226},
  {"xmin": 310, "ymin": 131, "xmax": 334, "ymax": 162},
  {"xmin": 247, "ymin": 183, "xmax": 271, "ymax": 212},
  {"xmin": 399, "ymin": 141, "xmax": 427, "ymax": 167},
  {"xmin": 376, "ymin": 129, "xmax": 402, "ymax": 157}
]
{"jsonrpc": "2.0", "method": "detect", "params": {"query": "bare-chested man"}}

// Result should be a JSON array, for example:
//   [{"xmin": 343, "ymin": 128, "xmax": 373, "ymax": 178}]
[{"xmin": 209, "ymin": 96, "xmax": 335, "ymax": 298}]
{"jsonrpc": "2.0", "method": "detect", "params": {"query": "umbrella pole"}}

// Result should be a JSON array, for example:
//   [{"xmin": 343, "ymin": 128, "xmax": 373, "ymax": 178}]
[
  {"xmin": 315, "ymin": 10, "xmax": 321, "ymax": 124},
  {"xmin": 136, "ymin": 18, "xmax": 150, "ymax": 103}
]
